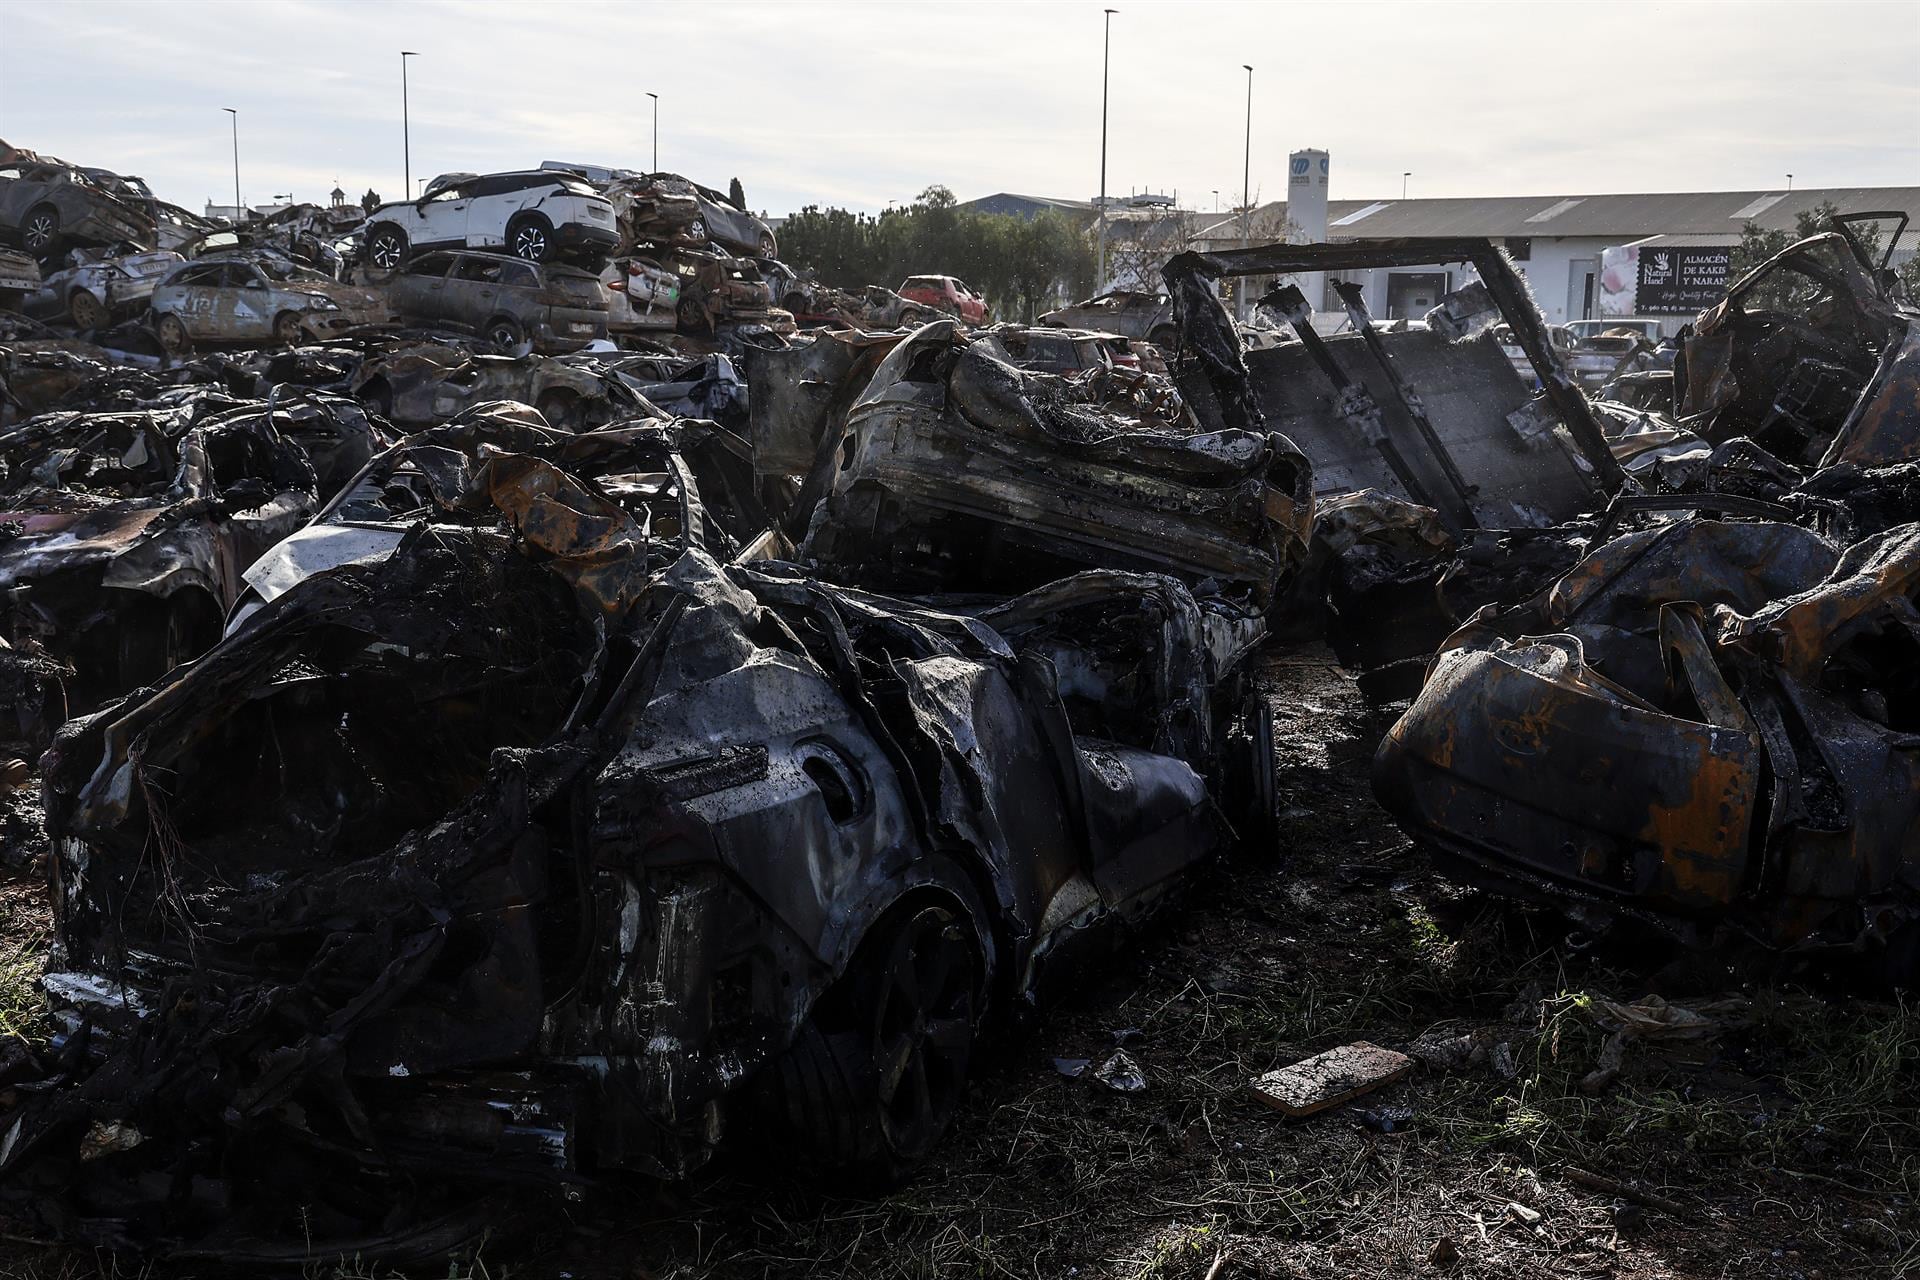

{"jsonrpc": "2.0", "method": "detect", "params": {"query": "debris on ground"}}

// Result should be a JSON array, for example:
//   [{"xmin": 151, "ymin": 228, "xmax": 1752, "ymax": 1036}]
[{"xmin": 1248, "ymin": 1041, "xmax": 1414, "ymax": 1117}]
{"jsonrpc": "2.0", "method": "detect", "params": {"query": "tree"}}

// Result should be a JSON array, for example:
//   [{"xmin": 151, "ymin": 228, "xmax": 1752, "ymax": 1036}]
[
  {"xmin": 1727, "ymin": 200, "xmax": 1917, "ymax": 309},
  {"xmin": 774, "ymin": 187, "xmax": 1097, "ymax": 322},
  {"xmin": 360, "ymin": 188, "xmax": 383, "ymax": 214},
  {"xmin": 728, "ymin": 177, "xmax": 747, "ymax": 211}
]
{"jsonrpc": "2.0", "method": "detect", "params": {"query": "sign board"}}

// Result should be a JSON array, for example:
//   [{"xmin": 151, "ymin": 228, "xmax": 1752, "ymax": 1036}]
[{"xmin": 1635, "ymin": 247, "xmax": 1731, "ymax": 314}]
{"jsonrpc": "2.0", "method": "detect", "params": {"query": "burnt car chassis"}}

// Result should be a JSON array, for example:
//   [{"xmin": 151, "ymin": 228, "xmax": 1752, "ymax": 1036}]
[{"xmin": 6, "ymin": 410, "xmax": 1275, "ymax": 1261}]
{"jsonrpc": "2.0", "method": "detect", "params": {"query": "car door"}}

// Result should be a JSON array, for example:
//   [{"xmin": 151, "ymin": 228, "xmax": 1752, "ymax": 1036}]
[
  {"xmin": 223, "ymin": 262, "xmax": 277, "ymax": 339},
  {"xmin": 460, "ymin": 175, "xmax": 520, "ymax": 251},
  {"xmin": 388, "ymin": 252, "xmax": 455, "ymax": 324},
  {"xmin": 162, "ymin": 262, "xmax": 223, "ymax": 335},
  {"xmin": 445, "ymin": 253, "xmax": 510, "ymax": 327},
  {"xmin": 414, "ymin": 183, "xmax": 472, "ymax": 249}
]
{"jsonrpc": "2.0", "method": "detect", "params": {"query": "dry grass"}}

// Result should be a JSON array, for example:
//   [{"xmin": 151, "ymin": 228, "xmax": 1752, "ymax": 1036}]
[{"xmin": 2, "ymin": 650, "xmax": 1917, "ymax": 1279}]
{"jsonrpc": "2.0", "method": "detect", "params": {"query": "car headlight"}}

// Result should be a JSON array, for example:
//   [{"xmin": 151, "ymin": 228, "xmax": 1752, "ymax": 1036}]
[{"xmin": 303, "ymin": 294, "xmax": 341, "ymax": 311}]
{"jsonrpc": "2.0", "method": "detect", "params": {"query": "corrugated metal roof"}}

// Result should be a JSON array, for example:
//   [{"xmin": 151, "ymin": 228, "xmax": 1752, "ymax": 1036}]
[{"xmin": 1179, "ymin": 186, "xmax": 1920, "ymax": 242}]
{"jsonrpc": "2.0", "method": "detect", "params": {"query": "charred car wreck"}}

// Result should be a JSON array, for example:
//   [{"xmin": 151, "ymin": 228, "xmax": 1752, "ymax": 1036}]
[{"xmin": 5, "ymin": 409, "xmax": 1275, "ymax": 1258}]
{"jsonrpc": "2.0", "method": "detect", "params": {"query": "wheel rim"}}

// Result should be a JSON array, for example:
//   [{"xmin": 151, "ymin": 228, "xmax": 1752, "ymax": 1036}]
[
  {"xmin": 24, "ymin": 214, "xmax": 53, "ymax": 251},
  {"xmin": 871, "ymin": 908, "xmax": 974, "ymax": 1154},
  {"xmin": 277, "ymin": 316, "xmax": 303, "ymax": 345},
  {"xmin": 370, "ymin": 232, "xmax": 403, "ymax": 270},
  {"xmin": 71, "ymin": 294, "xmax": 104, "ymax": 327},
  {"xmin": 513, "ymin": 225, "xmax": 547, "ymax": 260},
  {"xmin": 490, "ymin": 324, "xmax": 519, "ymax": 350},
  {"xmin": 158, "ymin": 317, "xmax": 187, "ymax": 352}
]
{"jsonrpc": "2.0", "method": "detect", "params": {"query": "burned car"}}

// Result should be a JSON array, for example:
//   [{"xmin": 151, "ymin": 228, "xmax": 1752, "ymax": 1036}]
[
  {"xmin": 348, "ymin": 340, "xmax": 645, "ymax": 428},
  {"xmin": 150, "ymin": 257, "xmax": 388, "ymax": 352},
  {"xmin": 1678, "ymin": 228, "xmax": 1919, "ymax": 469},
  {"xmin": 763, "ymin": 321, "xmax": 1312, "ymax": 609},
  {"xmin": 660, "ymin": 246, "xmax": 788, "ymax": 334},
  {"xmin": 0, "ymin": 391, "xmax": 380, "ymax": 741},
  {"xmin": 1375, "ymin": 513, "xmax": 1920, "ymax": 973},
  {"xmin": 25, "ymin": 245, "xmax": 183, "ymax": 329},
  {"xmin": 9, "ymin": 410, "xmax": 1273, "ymax": 1259},
  {"xmin": 1041, "ymin": 289, "xmax": 1177, "ymax": 348},
  {"xmin": 0, "ymin": 161, "xmax": 156, "ymax": 261},
  {"xmin": 385, "ymin": 249, "xmax": 609, "ymax": 353}
]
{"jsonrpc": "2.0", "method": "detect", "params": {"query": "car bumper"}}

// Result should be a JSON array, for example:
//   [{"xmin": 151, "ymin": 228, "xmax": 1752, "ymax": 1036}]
[
  {"xmin": 533, "ymin": 309, "xmax": 609, "ymax": 353},
  {"xmin": 555, "ymin": 224, "xmax": 619, "ymax": 253}
]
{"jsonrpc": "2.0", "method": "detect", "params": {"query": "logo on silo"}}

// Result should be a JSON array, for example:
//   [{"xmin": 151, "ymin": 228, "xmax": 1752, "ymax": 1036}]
[{"xmin": 1291, "ymin": 157, "xmax": 1309, "ymax": 176}]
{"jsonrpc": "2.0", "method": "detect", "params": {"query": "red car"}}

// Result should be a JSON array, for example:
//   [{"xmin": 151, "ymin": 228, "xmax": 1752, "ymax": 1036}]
[{"xmin": 899, "ymin": 273, "xmax": 990, "ymax": 325}]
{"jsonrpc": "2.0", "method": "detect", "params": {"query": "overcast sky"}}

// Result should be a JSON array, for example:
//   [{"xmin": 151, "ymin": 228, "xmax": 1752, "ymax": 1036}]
[{"xmin": 2, "ymin": 0, "xmax": 1915, "ymax": 217}]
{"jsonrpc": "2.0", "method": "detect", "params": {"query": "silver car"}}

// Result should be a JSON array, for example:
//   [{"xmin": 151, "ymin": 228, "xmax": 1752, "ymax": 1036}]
[
  {"xmin": 149, "ymin": 256, "xmax": 387, "ymax": 353},
  {"xmin": 29, "ymin": 247, "xmax": 183, "ymax": 328}
]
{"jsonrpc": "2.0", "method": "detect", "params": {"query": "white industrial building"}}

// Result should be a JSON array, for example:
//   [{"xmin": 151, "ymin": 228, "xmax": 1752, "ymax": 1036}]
[{"xmin": 965, "ymin": 160, "xmax": 1918, "ymax": 328}]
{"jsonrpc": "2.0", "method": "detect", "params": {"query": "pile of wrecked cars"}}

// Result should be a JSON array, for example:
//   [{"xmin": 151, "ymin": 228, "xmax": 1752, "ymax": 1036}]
[
  {"xmin": 0, "ymin": 158, "xmax": 1915, "ymax": 1265},
  {"xmin": 0, "ymin": 264, "xmax": 1289, "ymax": 1261}
]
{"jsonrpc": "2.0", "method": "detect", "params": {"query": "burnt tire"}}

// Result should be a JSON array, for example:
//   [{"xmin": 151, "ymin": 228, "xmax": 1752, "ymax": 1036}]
[
  {"xmin": 154, "ymin": 314, "xmax": 191, "ymax": 356},
  {"xmin": 676, "ymin": 294, "xmax": 708, "ymax": 334},
  {"xmin": 21, "ymin": 205, "xmax": 59, "ymax": 259},
  {"xmin": 366, "ymin": 223, "xmax": 408, "ymax": 273},
  {"xmin": 116, "ymin": 592, "xmax": 221, "ymax": 692},
  {"xmin": 273, "ymin": 311, "xmax": 307, "ymax": 346},
  {"xmin": 508, "ymin": 216, "xmax": 553, "ymax": 263},
  {"xmin": 767, "ymin": 901, "xmax": 982, "ymax": 1185},
  {"xmin": 67, "ymin": 289, "xmax": 108, "ymax": 330},
  {"xmin": 485, "ymin": 316, "xmax": 525, "ymax": 352},
  {"xmin": 1223, "ymin": 695, "xmax": 1279, "ymax": 857}
]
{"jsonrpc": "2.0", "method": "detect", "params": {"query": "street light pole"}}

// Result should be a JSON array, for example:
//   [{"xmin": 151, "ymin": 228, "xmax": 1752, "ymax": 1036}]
[
  {"xmin": 1402, "ymin": 171, "xmax": 1411, "ymax": 200},
  {"xmin": 222, "ymin": 108, "xmax": 240, "ymax": 219},
  {"xmin": 401, "ymin": 51, "xmax": 418, "ymax": 200},
  {"xmin": 1098, "ymin": 9, "xmax": 1116, "ymax": 292},
  {"xmin": 647, "ymin": 93, "xmax": 659, "ymax": 171}
]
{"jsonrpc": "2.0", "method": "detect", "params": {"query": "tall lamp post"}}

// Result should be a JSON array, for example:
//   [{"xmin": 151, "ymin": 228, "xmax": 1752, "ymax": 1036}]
[
  {"xmin": 222, "ymin": 108, "xmax": 240, "ymax": 220},
  {"xmin": 401, "ymin": 51, "xmax": 418, "ymax": 199},
  {"xmin": 1105, "ymin": 8, "xmax": 1121, "ymax": 293},
  {"xmin": 1402, "ymin": 171, "xmax": 1411, "ymax": 200},
  {"xmin": 647, "ymin": 93, "xmax": 659, "ymax": 171},
  {"xmin": 1212, "ymin": 189, "xmax": 1220, "ymax": 212}
]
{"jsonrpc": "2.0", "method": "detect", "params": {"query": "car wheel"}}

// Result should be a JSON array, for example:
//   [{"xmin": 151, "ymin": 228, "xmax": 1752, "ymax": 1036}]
[
  {"xmin": 67, "ymin": 289, "xmax": 108, "ymax": 330},
  {"xmin": 758, "ymin": 232, "xmax": 777, "ymax": 258},
  {"xmin": 1148, "ymin": 325, "xmax": 1180, "ymax": 351},
  {"xmin": 1223, "ymin": 694, "xmax": 1279, "ymax": 856},
  {"xmin": 676, "ymin": 295, "xmax": 707, "ymax": 333},
  {"xmin": 508, "ymin": 216, "xmax": 552, "ymax": 263},
  {"xmin": 116, "ymin": 592, "xmax": 220, "ymax": 691},
  {"xmin": 486, "ymin": 316, "xmax": 526, "ymax": 352},
  {"xmin": 366, "ymin": 224, "xmax": 408, "ymax": 273},
  {"xmin": 273, "ymin": 311, "xmax": 307, "ymax": 346},
  {"xmin": 155, "ymin": 314, "xmax": 191, "ymax": 356},
  {"xmin": 21, "ymin": 205, "xmax": 58, "ymax": 257},
  {"xmin": 688, "ymin": 215, "xmax": 710, "ymax": 244},
  {"xmin": 782, "ymin": 292, "xmax": 809, "ymax": 315},
  {"xmin": 768, "ymin": 901, "xmax": 982, "ymax": 1183},
  {"xmin": 898, "ymin": 309, "xmax": 924, "ymax": 329}
]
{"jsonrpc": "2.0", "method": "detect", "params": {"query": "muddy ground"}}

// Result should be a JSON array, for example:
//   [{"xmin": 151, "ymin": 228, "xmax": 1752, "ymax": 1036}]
[{"xmin": 2, "ymin": 646, "xmax": 1915, "ymax": 1279}]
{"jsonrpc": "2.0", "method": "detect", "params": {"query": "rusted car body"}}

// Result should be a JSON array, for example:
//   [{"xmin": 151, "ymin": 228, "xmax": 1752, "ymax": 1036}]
[
  {"xmin": 0, "ymin": 162, "xmax": 155, "ymax": 260},
  {"xmin": 1376, "ymin": 514, "xmax": 1920, "ymax": 969},
  {"xmin": 348, "ymin": 341, "xmax": 645, "ymax": 428},
  {"xmin": 10, "ymin": 411, "xmax": 1271, "ymax": 1259},
  {"xmin": 767, "ymin": 321, "xmax": 1311, "ymax": 608},
  {"xmin": 660, "ymin": 247, "xmax": 789, "ymax": 334},
  {"xmin": 1677, "ymin": 230, "xmax": 1920, "ymax": 469},
  {"xmin": 26, "ymin": 247, "xmax": 183, "ymax": 329},
  {"xmin": 1041, "ymin": 289, "xmax": 1177, "ymax": 347},
  {"xmin": 385, "ymin": 249, "xmax": 609, "ymax": 353},
  {"xmin": 150, "ymin": 257, "xmax": 388, "ymax": 352}
]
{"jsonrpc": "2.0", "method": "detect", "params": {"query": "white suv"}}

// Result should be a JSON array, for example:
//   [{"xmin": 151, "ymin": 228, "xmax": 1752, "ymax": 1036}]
[{"xmin": 363, "ymin": 171, "xmax": 617, "ymax": 272}]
